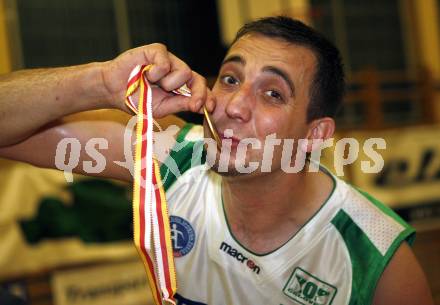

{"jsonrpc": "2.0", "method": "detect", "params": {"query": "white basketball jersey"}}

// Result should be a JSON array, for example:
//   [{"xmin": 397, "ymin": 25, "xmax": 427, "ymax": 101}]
[{"xmin": 159, "ymin": 124, "xmax": 415, "ymax": 305}]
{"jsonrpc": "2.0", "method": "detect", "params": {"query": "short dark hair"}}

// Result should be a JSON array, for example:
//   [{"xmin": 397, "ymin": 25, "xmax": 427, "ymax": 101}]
[{"xmin": 232, "ymin": 16, "xmax": 345, "ymax": 121}]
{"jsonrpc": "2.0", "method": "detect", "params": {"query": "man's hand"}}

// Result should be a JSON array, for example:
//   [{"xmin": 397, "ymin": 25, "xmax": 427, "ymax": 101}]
[{"xmin": 100, "ymin": 43, "xmax": 214, "ymax": 117}]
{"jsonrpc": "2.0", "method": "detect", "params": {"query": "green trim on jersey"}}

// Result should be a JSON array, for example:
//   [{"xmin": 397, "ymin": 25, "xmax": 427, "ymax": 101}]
[
  {"xmin": 331, "ymin": 207, "xmax": 415, "ymax": 305},
  {"xmin": 159, "ymin": 123, "xmax": 206, "ymax": 191}
]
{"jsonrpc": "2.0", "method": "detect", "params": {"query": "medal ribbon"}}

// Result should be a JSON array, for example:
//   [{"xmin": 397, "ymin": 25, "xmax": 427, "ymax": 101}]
[{"xmin": 126, "ymin": 65, "xmax": 177, "ymax": 305}]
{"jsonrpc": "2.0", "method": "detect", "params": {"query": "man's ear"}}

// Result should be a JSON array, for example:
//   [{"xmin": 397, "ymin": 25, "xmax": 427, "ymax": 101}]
[{"xmin": 301, "ymin": 117, "xmax": 335, "ymax": 153}]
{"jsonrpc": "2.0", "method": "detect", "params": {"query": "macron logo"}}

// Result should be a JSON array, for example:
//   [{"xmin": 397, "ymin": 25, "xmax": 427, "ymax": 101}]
[{"xmin": 219, "ymin": 242, "xmax": 261, "ymax": 274}]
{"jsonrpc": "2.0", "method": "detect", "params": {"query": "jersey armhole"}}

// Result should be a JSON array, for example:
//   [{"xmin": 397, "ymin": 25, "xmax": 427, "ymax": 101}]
[
  {"xmin": 364, "ymin": 227, "xmax": 415, "ymax": 305},
  {"xmin": 331, "ymin": 188, "xmax": 416, "ymax": 305},
  {"xmin": 355, "ymin": 189, "xmax": 416, "ymax": 305}
]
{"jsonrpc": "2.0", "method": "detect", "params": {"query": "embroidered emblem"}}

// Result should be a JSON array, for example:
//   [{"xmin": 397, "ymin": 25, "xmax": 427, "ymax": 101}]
[
  {"xmin": 283, "ymin": 267, "xmax": 337, "ymax": 305},
  {"xmin": 170, "ymin": 216, "xmax": 196, "ymax": 257}
]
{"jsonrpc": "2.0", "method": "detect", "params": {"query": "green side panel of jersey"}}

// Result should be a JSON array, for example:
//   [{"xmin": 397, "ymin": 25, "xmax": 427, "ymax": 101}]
[
  {"xmin": 159, "ymin": 123, "xmax": 206, "ymax": 191},
  {"xmin": 331, "ymin": 210, "xmax": 382, "ymax": 305},
  {"xmin": 331, "ymin": 208, "xmax": 415, "ymax": 305}
]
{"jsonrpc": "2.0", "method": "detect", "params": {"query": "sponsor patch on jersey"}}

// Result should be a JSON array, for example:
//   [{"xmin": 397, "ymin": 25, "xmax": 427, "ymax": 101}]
[
  {"xmin": 283, "ymin": 267, "xmax": 337, "ymax": 305},
  {"xmin": 219, "ymin": 241, "xmax": 261, "ymax": 274},
  {"xmin": 170, "ymin": 216, "xmax": 195, "ymax": 257}
]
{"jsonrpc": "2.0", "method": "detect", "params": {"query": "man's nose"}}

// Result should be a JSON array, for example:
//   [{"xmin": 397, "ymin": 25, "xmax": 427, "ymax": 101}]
[{"xmin": 225, "ymin": 85, "xmax": 253, "ymax": 122}]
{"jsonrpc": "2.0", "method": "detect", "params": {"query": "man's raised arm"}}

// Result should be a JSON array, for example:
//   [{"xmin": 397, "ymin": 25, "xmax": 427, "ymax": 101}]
[{"xmin": 0, "ymin": 43, "xmax": 212, "ymax": 147}]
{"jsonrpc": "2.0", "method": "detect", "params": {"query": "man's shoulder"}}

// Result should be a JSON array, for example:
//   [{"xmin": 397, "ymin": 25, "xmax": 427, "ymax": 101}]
[
  {"xmin": 329, "ymin": 179, "xmax": 417, "ymax": 305},
  {"xmin": 330, "ymin": 178, "xmax": 415, "ymax": 255}
]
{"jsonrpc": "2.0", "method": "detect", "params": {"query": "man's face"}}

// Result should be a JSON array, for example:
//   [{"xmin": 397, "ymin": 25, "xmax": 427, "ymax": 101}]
[{"xmin": 205, "ymin": 34, "xmax": 317, "ymax": 177}]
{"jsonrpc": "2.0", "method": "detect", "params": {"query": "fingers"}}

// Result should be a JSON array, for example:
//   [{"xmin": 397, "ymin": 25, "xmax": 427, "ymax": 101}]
[
  {"xmin": 195, "ymin": 89, "xmax": 216, "ymax": 115},
  {"xmin": 152, "ymin": 95, "xmax": 191, "ymax": 118},
  {"xmin": 153, "ymin": 52, "xmax": 192, "ymax": 90},
  {"xmin": 187, "ymin": 71, "xmax": 207, "ymax": 113},
  {"xmin": 142, "ymin": 46, "xmax": 209, "ymax": 110},
  {"xmin": 120, "ymin": 43, "xmax": 214, "ymax": 117},
  {"xmin": 140, "ymin": 43, "xmax": 172, "ymax": 82},
  {"xmin": 151, "ymin": 53, "xmax": 210, "ymax": 115},
  {"xmin": 145, "ymin": 48, "xmax": 212, "ymax": 115},
  {"xmin": 142, "ymin": 45, "xmax": 192, "ymax": 91},
  {"xmin": 205, "ymin": 89, "xmax": 216, "ymax": 113},
  {"xmin": 103, "ymin": 43, "xmax": 203, "ymax": 110}
]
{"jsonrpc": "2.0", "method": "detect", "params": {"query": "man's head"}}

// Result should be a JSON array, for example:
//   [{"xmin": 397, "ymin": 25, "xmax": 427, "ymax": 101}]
[
  {"xmin": 232, "ymin": 16, "xmax": 345, "ymax": 122},
  {"xmin": 207, "ymin": 16, "xmax": 345, "ymax": 177}
]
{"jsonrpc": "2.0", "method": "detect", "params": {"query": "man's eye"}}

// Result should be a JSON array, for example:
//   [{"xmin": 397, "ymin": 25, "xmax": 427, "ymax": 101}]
[
  {"xmin": 265, "ymin": 90, "xmax": 283, "ymax": 100},
  {"xmin": 221, "ymin": 75, "xmax": 238, "ymax": 85}
]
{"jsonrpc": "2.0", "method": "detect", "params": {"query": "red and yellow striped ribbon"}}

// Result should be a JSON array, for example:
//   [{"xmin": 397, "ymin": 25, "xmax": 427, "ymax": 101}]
[{"xmin": 126, "ymin": 65, "xmax": 177, "ymax": 305}]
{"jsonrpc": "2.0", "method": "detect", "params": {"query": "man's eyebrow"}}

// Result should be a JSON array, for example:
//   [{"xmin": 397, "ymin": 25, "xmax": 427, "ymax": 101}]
[
  {"xmin": 221, "ymin": 55, "xmax": 245, "ymax": 66},
  {"xmin": 263, "ymin": 66, "xmax": 295, "ymax": 97}
]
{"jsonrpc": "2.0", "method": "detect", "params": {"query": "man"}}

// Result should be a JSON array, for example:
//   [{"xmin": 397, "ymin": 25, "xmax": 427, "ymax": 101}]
[{"xmin": 0, "ymin": 17, "xmax": 433, "ymax": 305}]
